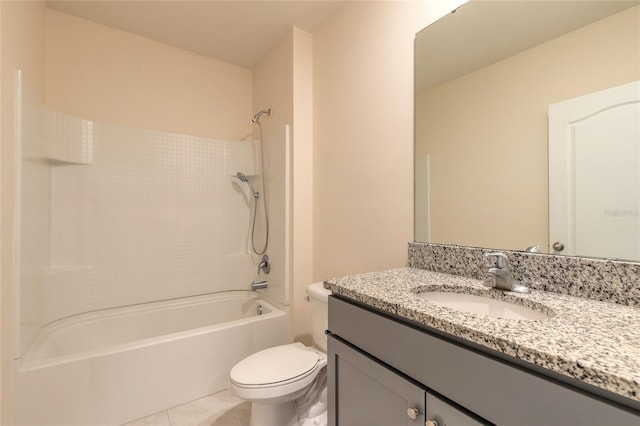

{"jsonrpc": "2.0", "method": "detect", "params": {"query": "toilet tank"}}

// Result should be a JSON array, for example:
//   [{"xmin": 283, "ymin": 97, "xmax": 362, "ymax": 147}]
[{"xmin": 307, "ymin": 282, "xmax": 331, "ymax": 352}]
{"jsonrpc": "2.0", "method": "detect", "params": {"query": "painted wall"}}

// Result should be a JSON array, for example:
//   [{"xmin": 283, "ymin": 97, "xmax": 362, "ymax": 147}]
[
  {"xmin": 46, "ymin": 9, "xmax": 252, "ymax": 141},
  {"xmin": 415, "ymin": 5, "xmax": 640, "ymax": 252},
  {"xmin": 252, "ymin": 29, "xmax": 294, "ymax": 313},
  {"xmin": 0, "ymin": 1, "xmax": 467, "ymax": 419},
  {"xmin": 252, "ymin": 27, "xmax": 314, "ymax": 343},
  {"xmin": 1, "ymin": 2, "xmax": 46, "ymax": 423},
  {"xmin": 291, "ymin": 28, "xmax": 314, "ymax": 343},
  {"xmin": 4, "ymin": 9, "xmax": 260, "ymax": 419},
  {"xmin": 312, "ymin": 1, "xmax": 462, "ymax": 280}
]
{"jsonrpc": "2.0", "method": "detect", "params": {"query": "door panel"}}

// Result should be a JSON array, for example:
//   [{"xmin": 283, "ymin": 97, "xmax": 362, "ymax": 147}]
[
  {"xmin": 328, "ymin": 335, "xmax": 425, "ymax": 426},
  {"xmin": 549, "ymin": 80, "xmax": 640, "ymax": 259},
  {"xmin": 427, "ymin": 393, "xmax": 487, "ymax": 426}
]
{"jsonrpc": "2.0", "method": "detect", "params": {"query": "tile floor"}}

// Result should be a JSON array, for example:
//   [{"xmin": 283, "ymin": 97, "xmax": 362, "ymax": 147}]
[{"xmin": 123, "ymin": 390, "xmax": 251, "ymax": 426}]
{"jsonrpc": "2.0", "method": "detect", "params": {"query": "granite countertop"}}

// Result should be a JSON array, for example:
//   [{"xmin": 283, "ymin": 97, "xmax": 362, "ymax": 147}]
[{"xmin": 324, "ymin": 267, "xmax": 640, "ymax": 404}]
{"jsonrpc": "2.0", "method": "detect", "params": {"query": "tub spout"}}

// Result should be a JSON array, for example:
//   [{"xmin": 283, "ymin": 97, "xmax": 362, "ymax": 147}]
[{"xmin": 251, "ymin": 280, "xmax": 268, "ymax": 291}]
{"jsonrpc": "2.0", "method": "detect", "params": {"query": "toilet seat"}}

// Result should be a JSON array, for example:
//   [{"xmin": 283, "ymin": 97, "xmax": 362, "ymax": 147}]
[
  {"xmin": 230, "ymin": 342, "xmax": 319, "ymax": 386},
  {"xmin": 229, "ymin": 343, "xmax": 324, "ymax": 402}
]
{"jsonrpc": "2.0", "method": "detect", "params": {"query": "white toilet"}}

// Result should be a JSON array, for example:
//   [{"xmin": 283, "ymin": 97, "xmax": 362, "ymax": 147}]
[{"xmin": 229, "ymin": 282, "xmax": 331, "ymax": 426}]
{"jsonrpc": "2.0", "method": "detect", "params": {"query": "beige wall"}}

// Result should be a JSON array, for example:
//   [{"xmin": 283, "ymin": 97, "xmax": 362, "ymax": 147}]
[
  {"xmin": 312, "ymin": 1, "xmax": 461, "ymax": 280},
  {"xmin": 3, "ymin": 9, "xmax": 254, "ymax": 421},
  {"xmin": 1, "ymin": 2, "xmax": 46, "ymax": 423},
  {"xmin": 46, "ymin": 9, "xmax": 253, "ymax": 141},
  {"xmin": 291, "ymin": 27, "xmax": 314, "ymax": 343},
  {"xmin": 416, "ymin": 5, "xmax": 640, "ymax": 252},
  {"xmin": 252, "ymin": 29, "xmax": 293, "ymax": 319},
  {"xmin": 0, "ymin": 0, "xmax": 469, "ymax": 418},
  {"xmin": 252, "ymin": 26, "xmax": 314, "ymax": 343}
]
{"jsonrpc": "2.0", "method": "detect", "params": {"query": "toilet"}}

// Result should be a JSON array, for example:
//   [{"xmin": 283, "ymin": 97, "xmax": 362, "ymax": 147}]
[{"xmin": 229, "ymin": 282, "xmax": 331, "ymax": 426}]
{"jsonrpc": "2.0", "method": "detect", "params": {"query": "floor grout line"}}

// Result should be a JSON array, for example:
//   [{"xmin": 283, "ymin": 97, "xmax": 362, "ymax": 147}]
[{"xmin": 122, "ymin": 389, "xmax": 249, "ymax": 426}]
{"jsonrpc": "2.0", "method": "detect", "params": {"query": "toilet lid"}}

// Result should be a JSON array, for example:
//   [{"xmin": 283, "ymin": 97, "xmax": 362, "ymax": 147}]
[{"xmin": 230, "ymin": 343, "xmax": 319, "ymax": 386}]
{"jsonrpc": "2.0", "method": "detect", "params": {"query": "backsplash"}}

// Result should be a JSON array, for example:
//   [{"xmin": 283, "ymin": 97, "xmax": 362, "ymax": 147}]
[{"xmin": 408, "ymin": 242, "xmax": 640, "ymax": 307}]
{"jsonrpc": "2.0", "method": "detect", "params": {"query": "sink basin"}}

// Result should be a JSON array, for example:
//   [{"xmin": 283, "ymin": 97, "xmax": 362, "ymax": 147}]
[{"xmin": 418, "ymin": 291, "xmax": 552, "ymax": 321}]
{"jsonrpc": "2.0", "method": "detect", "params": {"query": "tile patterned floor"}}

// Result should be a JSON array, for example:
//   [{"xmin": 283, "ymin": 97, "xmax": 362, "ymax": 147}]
[{"xmin": 123, "ymin": 390, "xmax": 251, "ymax": 426}]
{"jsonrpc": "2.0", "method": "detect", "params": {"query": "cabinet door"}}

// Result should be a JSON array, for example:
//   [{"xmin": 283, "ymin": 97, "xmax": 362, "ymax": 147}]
[
  {"xmin": 426, "ymin": 393, "xmax": 487, "ymax": 426},
  {"xmin": 328, "ymin": 335, "xmax": 426, "ymax": 426}
]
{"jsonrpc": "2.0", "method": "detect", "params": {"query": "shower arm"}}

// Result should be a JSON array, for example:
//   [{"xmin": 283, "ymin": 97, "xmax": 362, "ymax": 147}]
[{"xmin": 251, "ymin": 109, "xmax": 271, "ymax": 124}]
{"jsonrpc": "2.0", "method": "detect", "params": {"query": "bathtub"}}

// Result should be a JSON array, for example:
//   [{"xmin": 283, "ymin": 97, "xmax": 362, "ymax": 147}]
[{"xmin": 14, "ymin": 292, "xmax": 288, "ymax": 426}]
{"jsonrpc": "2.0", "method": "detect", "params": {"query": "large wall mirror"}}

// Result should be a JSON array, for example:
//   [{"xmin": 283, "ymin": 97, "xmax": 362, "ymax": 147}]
[{"xmin": 415, "ymin": 0, "xmax": 640, "ymax": 261}]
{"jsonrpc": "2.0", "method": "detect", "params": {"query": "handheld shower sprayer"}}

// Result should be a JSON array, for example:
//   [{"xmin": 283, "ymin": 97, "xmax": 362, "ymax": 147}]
[
  {"xmin": 233, "ymin": 108, "xmax": 271, "ymax": 256},
  {"xmin": 236, "ymin": 172, "xmax": 259, "ymax": 199}
]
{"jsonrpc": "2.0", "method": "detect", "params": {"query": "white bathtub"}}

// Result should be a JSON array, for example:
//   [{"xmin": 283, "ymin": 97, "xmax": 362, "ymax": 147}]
[{"xmin": 14, "ymin": 292, "xmax": 288, "ymax": 426}]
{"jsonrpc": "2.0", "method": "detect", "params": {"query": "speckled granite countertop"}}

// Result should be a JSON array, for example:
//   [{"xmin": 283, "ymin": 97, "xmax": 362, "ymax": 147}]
[{"xmin": 325, "ymin": 267, "xmax": 640, "ymax": 404}]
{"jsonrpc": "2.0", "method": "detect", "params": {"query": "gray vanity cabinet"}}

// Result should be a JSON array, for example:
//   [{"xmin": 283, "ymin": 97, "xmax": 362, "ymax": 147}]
[
  {"xmin": 328, "ymin": 335, "xmax": 426, "ymax": 425},
  {"xmin": 327, "ymin": 296, "xmax": 640, "ymax": 426},
  {"xmin": 328, "ymin": 335, "xmax": 485, "ymax": 426}
]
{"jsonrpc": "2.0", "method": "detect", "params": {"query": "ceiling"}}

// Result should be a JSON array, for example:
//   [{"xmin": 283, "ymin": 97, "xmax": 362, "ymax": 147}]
[
  {"xmin": 45, "ymin": 0, "xmax": 345, "ymax": 70},
  {"xmin": 415, "ymin": 0, "xmax": 639, "ymax": 92}
]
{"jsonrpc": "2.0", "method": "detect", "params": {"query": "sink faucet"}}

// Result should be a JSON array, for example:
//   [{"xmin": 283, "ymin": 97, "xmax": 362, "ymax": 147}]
[{"xmin": 484, "ymin": 252, "xmax": 529, "ymax": 293}]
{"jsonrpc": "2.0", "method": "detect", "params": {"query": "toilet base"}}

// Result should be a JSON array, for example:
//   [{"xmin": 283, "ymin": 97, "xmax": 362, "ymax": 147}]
[
  {"xmin": 299, "ymin": 410, "xmax": 327, "ymax": 426},
  {"xmin": 249, "ymin": 400, "xmax": 328, "ymax": 426},
  {"xmin": 250, "ymin": 401, "xmax": 297, "ymax": 426}
]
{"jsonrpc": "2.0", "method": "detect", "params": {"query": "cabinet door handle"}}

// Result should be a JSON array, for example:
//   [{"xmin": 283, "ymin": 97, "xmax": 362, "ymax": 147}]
[
  {"xmin": 407, "ymin": 407, "xmax": 419, "ymax": 420},
  {"xmin": 425, "ymin": 420, "xmax": 439, "ymax": 426}
]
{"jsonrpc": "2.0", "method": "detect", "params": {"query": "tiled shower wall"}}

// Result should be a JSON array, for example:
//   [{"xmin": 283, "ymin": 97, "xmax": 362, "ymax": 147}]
[{"xmin": 19, "ymin": 90, "xmax": 261, "ymax": 355}]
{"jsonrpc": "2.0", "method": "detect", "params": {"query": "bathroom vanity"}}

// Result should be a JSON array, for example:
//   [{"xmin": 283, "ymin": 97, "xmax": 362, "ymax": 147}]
[{"xmin": 325, "ymin": 267, "xmax": 640, "ymax": 426}]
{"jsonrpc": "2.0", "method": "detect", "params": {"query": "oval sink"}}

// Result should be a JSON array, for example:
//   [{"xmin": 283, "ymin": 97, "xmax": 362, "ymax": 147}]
[{"xmin": 418, "ymin": 291, "xmax": 552, "ymax": 321}]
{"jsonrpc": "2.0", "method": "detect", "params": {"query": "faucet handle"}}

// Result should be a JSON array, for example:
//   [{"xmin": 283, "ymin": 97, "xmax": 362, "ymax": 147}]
[
  {"xmin": 485, "ymin": 252, "xmax": 509, "ymax": 269},
  {"xmin": 258, "ymin": 254, "xmax": 271, "ymax": 275}
]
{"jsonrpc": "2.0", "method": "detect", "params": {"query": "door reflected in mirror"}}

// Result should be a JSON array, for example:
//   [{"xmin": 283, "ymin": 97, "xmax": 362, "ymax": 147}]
[{"xmin": 414, "ymin": 0, "xmax": 640, "ymax": 260}]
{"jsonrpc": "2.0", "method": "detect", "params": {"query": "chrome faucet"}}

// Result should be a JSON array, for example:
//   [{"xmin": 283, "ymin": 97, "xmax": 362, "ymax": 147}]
[
  {"xmin": 251, "ymin": 280, "xmax": 268, "ymax": 291},
  {"xmin": 484, "ymin": 252, "xmax": 530, "ymax": 293},
  {"xmin": 258, "ymin": 254, "xmax": 271, "ymax": 275}
]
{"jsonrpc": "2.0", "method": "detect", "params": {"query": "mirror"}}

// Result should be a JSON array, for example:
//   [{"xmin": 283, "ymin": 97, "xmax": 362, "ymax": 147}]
[{"xmin": 414, "ymin": 0, "xmax": 640, "ymax": 260}]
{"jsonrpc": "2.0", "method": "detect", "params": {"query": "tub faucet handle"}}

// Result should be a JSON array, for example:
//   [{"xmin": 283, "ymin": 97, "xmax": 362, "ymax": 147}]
[{"xmin": 258, "ymin": 254, "xmax": 271, "ymax": 274}]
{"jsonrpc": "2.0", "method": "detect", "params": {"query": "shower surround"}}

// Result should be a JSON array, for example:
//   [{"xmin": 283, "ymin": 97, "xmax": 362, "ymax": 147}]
[
  {"xmin": 15, "ymin": 75, "xmax": 288, "ymax": 424},
  {"xmin": 19, "ymin": 100, "xmax": 262, "ymax": 350}
]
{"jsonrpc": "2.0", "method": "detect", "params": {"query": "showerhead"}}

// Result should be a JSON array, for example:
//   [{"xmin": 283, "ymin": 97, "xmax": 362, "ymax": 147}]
[
  {"xmin": 251, "ymin": 109, "xmax": 271, "ymax": 124},
  {"xmin": 235, "ymin": 172, "xmax": 259, "ymax": 199}
]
